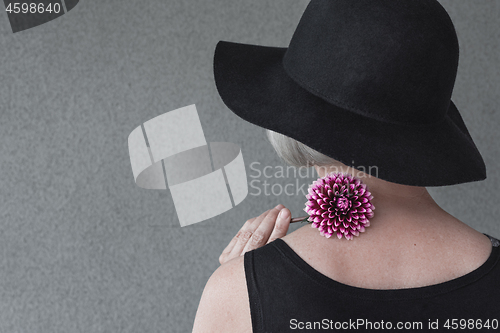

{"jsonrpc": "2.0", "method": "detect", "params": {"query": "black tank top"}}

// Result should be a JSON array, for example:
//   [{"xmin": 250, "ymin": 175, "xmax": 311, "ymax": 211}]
[{"xmin": 244, "ymin": 235, "xmax": 500, "ymax": 332}]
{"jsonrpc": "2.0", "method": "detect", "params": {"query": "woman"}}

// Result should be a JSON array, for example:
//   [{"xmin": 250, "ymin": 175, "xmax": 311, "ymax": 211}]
[{"xmin": 193, "ymin": 0, "xmax": 500, "ymax": 332}]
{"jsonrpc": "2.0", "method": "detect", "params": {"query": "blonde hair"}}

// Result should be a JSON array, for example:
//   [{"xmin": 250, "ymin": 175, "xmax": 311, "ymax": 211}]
[{"xmin": 266, "ymin": 129, "xmax": 337, "ymax": 167}]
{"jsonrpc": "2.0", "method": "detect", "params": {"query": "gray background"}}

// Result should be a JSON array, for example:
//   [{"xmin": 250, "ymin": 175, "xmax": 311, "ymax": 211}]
[{"xmin": 0, "ymin": 0, "xmax": 498, "ymax": 332}]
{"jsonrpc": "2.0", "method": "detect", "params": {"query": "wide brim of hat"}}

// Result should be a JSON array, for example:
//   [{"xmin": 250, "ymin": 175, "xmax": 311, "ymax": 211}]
[{"xmin": 213, "ymin": 40, "xmax": 486, "ymax": 186}]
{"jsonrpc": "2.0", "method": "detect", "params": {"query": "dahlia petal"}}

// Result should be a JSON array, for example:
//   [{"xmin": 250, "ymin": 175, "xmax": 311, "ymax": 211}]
[{"xmin": 337, "ymin": 232, "xmax": 343, "ymax": 239}]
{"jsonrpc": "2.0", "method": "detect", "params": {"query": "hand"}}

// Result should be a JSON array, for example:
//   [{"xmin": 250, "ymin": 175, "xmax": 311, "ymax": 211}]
[{"xmin": 219, "ymin": 204, "xmax": 291, "ymax": 265}]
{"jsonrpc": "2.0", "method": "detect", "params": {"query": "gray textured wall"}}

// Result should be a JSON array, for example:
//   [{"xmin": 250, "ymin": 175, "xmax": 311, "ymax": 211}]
[{"xmin": 0, "ymin": 0, "xmax": 498, "ymax": 332}]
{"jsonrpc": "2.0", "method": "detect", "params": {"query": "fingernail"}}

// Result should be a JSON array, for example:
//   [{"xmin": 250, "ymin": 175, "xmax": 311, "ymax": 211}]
[
  {"xmin": 275, "ymin": 204, "xmax": 284, "ymax": 210},
  {"xmin": 278, "ymin": 208, "xmax": 289, "ymax": 220}
]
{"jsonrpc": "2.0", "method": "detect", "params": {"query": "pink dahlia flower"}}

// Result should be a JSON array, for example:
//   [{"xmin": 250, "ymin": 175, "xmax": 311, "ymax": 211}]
[{"xmin": 304, "ymin": 173, "xmax": 374, "ymax": 240}]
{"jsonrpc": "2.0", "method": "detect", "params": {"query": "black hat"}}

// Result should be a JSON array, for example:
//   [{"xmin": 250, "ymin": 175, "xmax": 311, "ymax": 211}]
[{"xmin": 213, "ymin": 0, "xmax": 486, "ymax": 186}]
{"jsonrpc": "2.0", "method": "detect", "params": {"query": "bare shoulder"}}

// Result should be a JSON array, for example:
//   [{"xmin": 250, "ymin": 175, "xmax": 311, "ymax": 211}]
[{"xmin": 192, "ymin": 255, "xmax": 252, "ymax": 333}]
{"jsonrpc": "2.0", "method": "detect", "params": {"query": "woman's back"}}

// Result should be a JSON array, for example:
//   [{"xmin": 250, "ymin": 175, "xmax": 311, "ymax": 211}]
[
  {"xmin": 281, "ymin": 212, "xmax": 493, "ymax": 290},
  {"xmin": 237, "ymin": 177, "xmax": 500, "ymax": 332},
  {"xmin": 245, "ymin": 225, "xmax": 500, "ymax": 332}
]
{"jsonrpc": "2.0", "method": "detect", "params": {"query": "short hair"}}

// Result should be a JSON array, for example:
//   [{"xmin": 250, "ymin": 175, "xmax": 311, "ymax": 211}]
[{"xmin": 266, "ymin": 129, "xmax": 337, "ymax": 167}]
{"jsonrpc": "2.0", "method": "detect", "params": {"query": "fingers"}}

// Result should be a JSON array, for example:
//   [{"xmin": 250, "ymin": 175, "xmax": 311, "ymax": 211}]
[
  {"xmin": 228, "ymin": 206, "xmax": 281, "ymax": 260},
  {"xmin": 267, "ymin": 208, "xmax": 291, "ymax": 243},
  {"xmin": 242, "ymin": 205, "xmax": 285, "ymax": 253},
  {"xmin": 219, "ymin": 209, "xmax": 270, "ymax": 265},
  {"xmin": 220, "ymin": 216, "xmax": 258, "ymax": 256},
  {"xmin": 219, "ymin": 205, "xmax": 293, "ymax": 265}
]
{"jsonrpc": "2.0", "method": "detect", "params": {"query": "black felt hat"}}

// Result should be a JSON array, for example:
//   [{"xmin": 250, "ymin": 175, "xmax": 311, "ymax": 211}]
[{"xmin": 213, "ymin": 0, "xmax": 486, "ymax": 186}]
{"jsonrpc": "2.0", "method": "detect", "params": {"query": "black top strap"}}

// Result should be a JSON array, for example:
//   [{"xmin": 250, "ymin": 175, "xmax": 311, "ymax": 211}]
[{"xmin": 486, "ymin": 234, "xmax": 500, "ymax": 247}]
